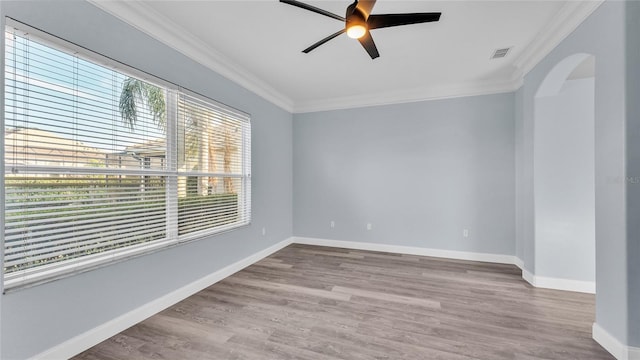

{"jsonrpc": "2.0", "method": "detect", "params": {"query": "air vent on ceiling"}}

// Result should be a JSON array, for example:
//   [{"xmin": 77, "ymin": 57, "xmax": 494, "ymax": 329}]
[{"xmin": 491, "ymin": 47, "xmax": 511, "ymax": 59}]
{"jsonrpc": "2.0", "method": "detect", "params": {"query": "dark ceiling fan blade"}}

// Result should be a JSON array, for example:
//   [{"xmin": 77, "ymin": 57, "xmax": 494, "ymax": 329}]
[
  {"xmin": 358, "ymin": 31, "xmax": 379, "ymax": 59},
  {"xmin": 302, "ymin": 29, "xmax": 347, "ymax": 53},
  {"xmin": 355, "ymin": 0, "xmax": 377, "ymax": 18},
  {"xmin": 280, "ymin": 0, "xmax": 345, "ymax": 22},
  {"xmin": 367, "ymin": 13, "xmax": 441, "ymax": 30}
]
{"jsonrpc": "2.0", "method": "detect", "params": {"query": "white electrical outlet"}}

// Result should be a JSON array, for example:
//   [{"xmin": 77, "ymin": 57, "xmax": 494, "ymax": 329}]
[
  {"xmin": 330, "ymin": 221, "xmax": 335, "ymax": 228},
  {"xmin": 262, "ymin": 227, "xmax": 266, "ymax": 236},
  {"xmin": 367, "ymin": 223, "xmax": 372, "ymax": 230},
  {"xmin": 463, "ymin": 229, "xmax": 469, "ymax": 237}
]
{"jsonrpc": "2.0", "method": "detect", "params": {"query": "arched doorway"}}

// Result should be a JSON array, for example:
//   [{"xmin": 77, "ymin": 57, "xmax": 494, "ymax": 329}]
[{"xmin": 533, "ymin": 53, "xmax": 596, "ymax": 291}]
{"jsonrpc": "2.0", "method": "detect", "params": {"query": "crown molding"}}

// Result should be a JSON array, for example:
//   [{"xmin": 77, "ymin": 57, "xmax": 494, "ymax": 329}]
[
  {"xmin": 293, "ymin": 77, "xmax": 523, "ymax": 113},
  {"xmin": 87, "ymin": 0, "xmax": 295, "ymax": 113},
  {"xmin": 511, "ymin": 0, "xmax": 604, "ymax": 80},
  {"xmin": 88, "ymin": 0, "xmax": 601, "ymax": 114}
]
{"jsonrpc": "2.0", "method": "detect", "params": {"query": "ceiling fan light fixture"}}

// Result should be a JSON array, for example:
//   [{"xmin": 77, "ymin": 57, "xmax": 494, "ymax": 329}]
[
  {"xmin": 347, "ymin": 24, "xmax": 366, "ymax": 39},
  {"xmin": 280, "ymin": 0, "xmax": 442, "ymax": 59},
  {"xmin": 346, "ymin": 6, "xmax": 367, "ymax": 39}
]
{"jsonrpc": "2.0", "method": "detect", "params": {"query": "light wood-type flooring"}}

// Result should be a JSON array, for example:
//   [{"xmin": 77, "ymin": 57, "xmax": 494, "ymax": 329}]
[{"xmin": 74, "ymin": 244, "xmax": 613, "ymax": 359}]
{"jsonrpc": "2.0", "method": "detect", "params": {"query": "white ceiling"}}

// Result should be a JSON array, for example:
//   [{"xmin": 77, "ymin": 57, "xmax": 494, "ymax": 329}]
[{"xmin": 91, "ymin": 0, "xmax": 603, "ymax": 113}]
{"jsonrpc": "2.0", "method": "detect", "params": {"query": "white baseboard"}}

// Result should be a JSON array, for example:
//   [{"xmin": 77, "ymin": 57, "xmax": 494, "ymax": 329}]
[
  {"xmin": 514, "ymin": 256, "xmax": 525, "ymax": 270},
  {"xmin": 593, "ymin": 323, "xmax": 625, "ymax": 359},
  {"xmin": 522, "ymin": 268, "xmax": 536, "ymax": 286},
  {"xmin": 593, "ymin": 322, "xmax": 640, "ymax": 360},
  {"xmin": 533, "ymin": 274, "xmax": 595, "ymax": 294},
  {"xmin": 30, "ymin": 235, "xmax": 608, "ymax": 359},
  {"xmin": 522, "ymin": 270, "xmax": 595, "ymax": 294},
  {"xmin": 520, "ymin": 269, "xmax": 595, "ymax": 294},
  {"xmin": 30, "ymin": 237, "xmax": 294, "ymax": 360},
  {"xmin": 292, "ymin": 236, "xmax": 517, "ymax": 265},
  {"xmin": 293, "ymin": 237, "xmax": 597, "ymax": 294},
  {"xmin": 516, "ymin": 259, "xmax": 541, "ymax": 289}
]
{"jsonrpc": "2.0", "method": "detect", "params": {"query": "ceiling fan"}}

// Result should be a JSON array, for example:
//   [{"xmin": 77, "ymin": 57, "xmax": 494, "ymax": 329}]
[{"xmin": 280, "ymin": 0, "xmax": 441, "ymax": 59}]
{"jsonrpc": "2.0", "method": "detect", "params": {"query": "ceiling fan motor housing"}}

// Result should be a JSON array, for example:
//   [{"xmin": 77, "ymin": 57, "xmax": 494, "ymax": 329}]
[
  {"xmin": 346, "ymin": 3, "xmax": 367, "ymax": 29},
  {"xmin": 280, "ymin": 0, "xmax": 442, "ymax": 59}
]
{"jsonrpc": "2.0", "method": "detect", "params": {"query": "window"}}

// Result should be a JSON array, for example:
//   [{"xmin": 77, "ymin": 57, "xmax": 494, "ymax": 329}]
[{"xmin": 2, "ymin": 22, "xmax": 251, "ymax": 290}]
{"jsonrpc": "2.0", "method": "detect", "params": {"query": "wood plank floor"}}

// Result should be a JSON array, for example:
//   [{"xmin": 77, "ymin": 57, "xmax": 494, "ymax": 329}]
[{"xmin": 73, "ymin": 244, "xmax": 613, "ymax": 360}]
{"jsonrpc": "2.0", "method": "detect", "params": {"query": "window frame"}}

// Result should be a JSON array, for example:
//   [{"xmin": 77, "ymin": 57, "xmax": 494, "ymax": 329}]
[{"xmin": 2, "ymin": 18, "xmax": 252, "ymax": 291}]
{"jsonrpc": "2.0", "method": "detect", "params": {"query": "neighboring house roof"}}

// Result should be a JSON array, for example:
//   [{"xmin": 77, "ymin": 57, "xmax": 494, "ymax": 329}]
[
  {"xmin": 4, "ymin": 127, "xmax": 238, "ymax": 172},
  {"xmin": 4, "ymin": 127, "xmax": 163, "ymax": 170},
  {"xmin": 124, "ymin": 138, "xmax": 166, "ymax": 157},
  {"xmin": 5, "ymin": 127, "xmax": 105, "ymax": 166}
]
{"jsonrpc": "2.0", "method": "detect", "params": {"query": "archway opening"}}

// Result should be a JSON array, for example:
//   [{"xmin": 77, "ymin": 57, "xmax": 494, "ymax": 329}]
[{"xmin": 534, "ymin": 53, "xmax": 596, "ymax": 291}]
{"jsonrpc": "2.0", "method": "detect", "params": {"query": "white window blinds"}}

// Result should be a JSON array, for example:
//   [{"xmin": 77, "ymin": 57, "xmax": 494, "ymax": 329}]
[
  {"xmin": 3, "ymin": 24, "xmax": 251, "ymax": 290},
  {"xmin": 177, "ymin": 93, "xmax": 251, "ymax": 239}
]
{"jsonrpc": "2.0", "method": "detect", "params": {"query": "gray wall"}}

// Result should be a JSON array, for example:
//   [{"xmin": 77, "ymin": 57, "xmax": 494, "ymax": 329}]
[
  {"xmin": 534, "ymin": 78, "xmax": 595, "ymax": 282},
  {"xmin": 293, "ymin": 93, "xmax": 515, "ymax": 256},
  {"xmin": 514, "ymin": 86, "xmax": 536, "ymax": 272},
  {"xmin": 626, "ymin": 0, "xmax": 640, "ymax": 348},
  {"xmin": 1, "ymin": 0, "xmax": 637, "ymax": 357},
  {"xmin": 0, "ymin": 1, "xmax": 293, "ymax": 359},
  {"xmin": 516, "ymin": 0, "xmax": 628, "ymax": 345}
]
